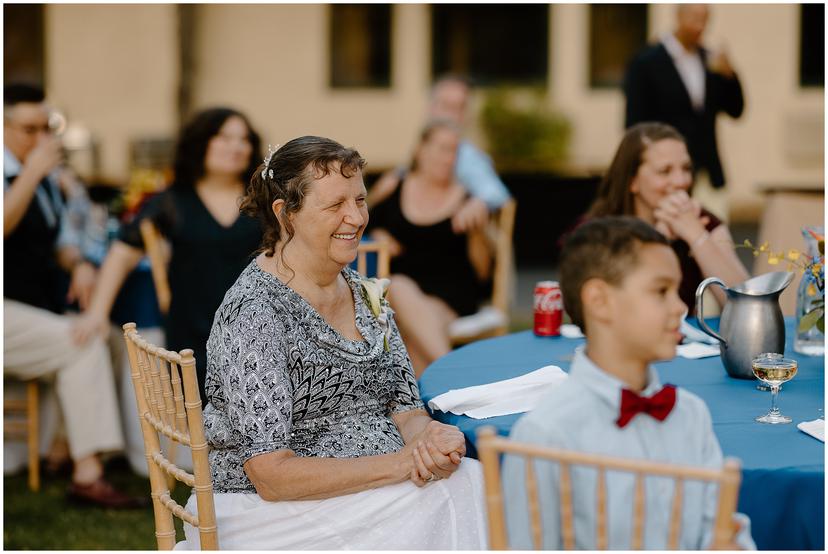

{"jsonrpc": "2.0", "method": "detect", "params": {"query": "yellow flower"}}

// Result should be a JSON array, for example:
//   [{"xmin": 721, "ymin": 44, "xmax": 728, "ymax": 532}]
[
  {"xmin": 759, "ymin": 242, "xmax": 769, "ymax": 252},
  {"xmin": 807, "ymin": 283, "xmax": 817, "ymax": 296},
  {"xmin": 787, "ymin": 250, "xmax": 801, "ymax": 261},
  {"xmin": 767, "ymin": 253, "xmax": 781, "ymax": 265},
  {"xmin": 812, "ymin": 263, "xmax": 823, "ymax": 278}
]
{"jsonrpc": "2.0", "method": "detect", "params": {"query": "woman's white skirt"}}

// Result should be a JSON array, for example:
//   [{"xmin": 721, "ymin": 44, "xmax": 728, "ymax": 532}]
[{"xmin": 181, "ymin": 459, "xmax": 488, "ymax": 550}]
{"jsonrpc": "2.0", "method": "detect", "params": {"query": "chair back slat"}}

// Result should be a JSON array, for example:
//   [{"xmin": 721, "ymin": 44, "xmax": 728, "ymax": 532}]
[
  {"xmin": 356, "ymin": 251, "xmax": 368, "ymax": 276},
  {"xmin": 524, "ymin": 457, "xmax": 543, "ymax": 549},
  {"xmin": 668, "ymin": 478, "xmax": 684, "ymax": 549},
  {"xmin": 145, "ymin": 350, "xmax": 164, "ymax": 424},
  {"xmin": 152, "ymin": 353, "xmax": 172, "ymax": 429},
  {"xmin": 711, "ymin": 460, "xmax": 742, "ymax": 550},
  {"xmin": 123, "ymin": 323, "xmax": 218, "ymax": 550},
  {"xmin": 158, "ymin": 357, "xmax": 177, "ymax": 430},
  {"xmin": 491, "ymin": 199, "xmax": 516, "ymax": 319},
  {"xmin": 631, "ymin": 472, "xmax": 645, "ymax": 549},
  {"xmin": 167, "ymin": 360, "xmax": 187, "ymax": 490},
  {"xmin": 476, "ymin": 425, "xmax": 743, "ymax": 550},
  {"xmin": 559, "ymin": 462, "xmax": 576, "ymax": 549},
  {"xmin": 355, "ymin": 239, "xmax": 391, "ymax": 279},
  {"xmin": 595, "ymin": 468, "xmax": 607, "ymax": 549},
  {"xmin": 140, "ymin": 219, "xmax": 172, "ymax": 314},
  {"xmin": 180, "ymin": 348, "xmax": 218, "ymax": 551},
  {"xmin": 169, "ymin": 361, "xmax": 187, "ymax": 433},
  {"xmin": 476, "ymin": 427, "xmax": 508, "ymax": 550}
]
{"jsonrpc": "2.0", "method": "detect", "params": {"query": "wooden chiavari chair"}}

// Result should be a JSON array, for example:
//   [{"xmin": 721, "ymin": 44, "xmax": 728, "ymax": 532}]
[
  {"xmin": 139, "ymin": 219, "xmax": 172, "ymax": 315},
  {"xmin": 3, "ymin": 379, "xmax": 40, "ymax": 491},
  {"xmin": 476, "ymin": 426, "xmax": 741, "ymax": 550},
  {"xmin": 123, "ymin": 323, "xmax": 217, "ymax": 550},
  {"xmin": 355, "ymin": 238, "xmax": 391, "ymax": 278},
  {"xmin": 449, "ymin": 199, "xmax": 517, "ymax": 345}
]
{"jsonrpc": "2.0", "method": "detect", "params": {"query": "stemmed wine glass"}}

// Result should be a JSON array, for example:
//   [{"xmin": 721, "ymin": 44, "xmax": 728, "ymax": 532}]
[{"xmin": 752, "ymin": 352, "xmax": 798, "ymax": 424}]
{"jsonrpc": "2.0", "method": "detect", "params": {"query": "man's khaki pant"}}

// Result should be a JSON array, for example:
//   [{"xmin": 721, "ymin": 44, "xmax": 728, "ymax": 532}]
[{"xmin": 4, "ymin": 299, "xmax": 125, "ymax": 460}]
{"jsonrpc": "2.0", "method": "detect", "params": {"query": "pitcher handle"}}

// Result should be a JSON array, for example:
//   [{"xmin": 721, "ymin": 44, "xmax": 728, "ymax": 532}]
[{"xmin": 695, "ymin": 277, "xmax": 727, "ymax": 346}]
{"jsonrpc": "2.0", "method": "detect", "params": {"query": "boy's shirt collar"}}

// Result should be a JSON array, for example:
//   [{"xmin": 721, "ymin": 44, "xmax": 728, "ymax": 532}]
[{"xmin": 569, "ymin": 348, "xmax": 664, "ymax": 412}]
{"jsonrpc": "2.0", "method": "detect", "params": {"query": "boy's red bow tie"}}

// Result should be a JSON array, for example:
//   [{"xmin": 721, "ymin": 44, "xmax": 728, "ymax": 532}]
[{"xmin": 616, "ymin": 385, "xmax": 677, "ymax": 428}]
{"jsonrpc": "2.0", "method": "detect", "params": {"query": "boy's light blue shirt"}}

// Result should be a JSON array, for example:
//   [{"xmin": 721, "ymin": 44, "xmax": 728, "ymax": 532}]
[
  {"xmin": 455, "ymin": 140, "xmax": 511, "ymax": 210},
  {"xmin": 502, "ymin": 349, "xmax": 755, "ymax": 550}
]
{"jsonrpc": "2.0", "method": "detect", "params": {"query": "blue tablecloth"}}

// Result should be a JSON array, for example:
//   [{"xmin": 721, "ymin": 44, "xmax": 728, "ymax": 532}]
[{"xmin": 419, "ymin": 318, "xmax": 824, "ymax": 550}]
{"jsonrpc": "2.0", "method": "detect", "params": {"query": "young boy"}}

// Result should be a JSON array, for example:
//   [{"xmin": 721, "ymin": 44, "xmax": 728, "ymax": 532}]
[{"xmin": 502, "ymin": 216, "xmax": 754, "ymax": 549}]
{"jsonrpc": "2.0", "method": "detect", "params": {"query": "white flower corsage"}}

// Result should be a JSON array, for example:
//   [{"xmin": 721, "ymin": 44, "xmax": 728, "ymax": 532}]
[{"xmin": 360, "ymin": 277, "xmax": 392, "ymax": 352}]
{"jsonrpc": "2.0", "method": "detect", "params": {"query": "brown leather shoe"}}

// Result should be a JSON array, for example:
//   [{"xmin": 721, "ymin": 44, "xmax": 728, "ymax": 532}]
[{"xmin": 67, "ymin": 478, "xmax": 149, "ymax": 509}]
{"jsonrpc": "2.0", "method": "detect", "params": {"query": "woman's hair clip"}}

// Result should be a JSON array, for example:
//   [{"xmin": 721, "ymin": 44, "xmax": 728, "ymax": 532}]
[{"xmin": 261, "ymin": 143, "xmax": 280, "ymax": 180}]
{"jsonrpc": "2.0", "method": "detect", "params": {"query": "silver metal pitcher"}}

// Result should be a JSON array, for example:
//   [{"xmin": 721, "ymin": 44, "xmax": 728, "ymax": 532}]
[{"xmin": 696, "ymin": 271, "xmax": 794, "ymax": 379}]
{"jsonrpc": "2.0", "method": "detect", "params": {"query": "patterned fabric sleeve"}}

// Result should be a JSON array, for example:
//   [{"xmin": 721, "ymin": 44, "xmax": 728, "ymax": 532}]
[
  {"xmin": 207, "ymin": 295, "xmax": 295, "ymax": 464},
  {"xmin": 384, "ymin": 309, "xmax": 425, "ymax": 414}
]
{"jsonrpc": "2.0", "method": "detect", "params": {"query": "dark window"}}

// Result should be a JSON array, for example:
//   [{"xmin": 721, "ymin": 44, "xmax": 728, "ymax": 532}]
[
  {"xmin": 589, "ymin": 4, "xmax": 648, "ymax": 88},
  {"xmin": 329, "ymin": 4, "xmax": 392, "ymax": 88},
  {"xmin": 431, "ymin": 4, "xmax": 548, "ymax": 86},
  {"xmin": 800, "ymin": 3, "xmax": 824, "ymax": 87},
  {"xmin": 4, "ymin": 4, "xmax": 45, "ymax": 86}
]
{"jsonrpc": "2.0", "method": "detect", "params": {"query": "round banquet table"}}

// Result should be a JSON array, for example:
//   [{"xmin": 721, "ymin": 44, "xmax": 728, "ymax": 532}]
[{"xmin": 418, "ymin": 318, "xmax": 824, "ymax": 550}]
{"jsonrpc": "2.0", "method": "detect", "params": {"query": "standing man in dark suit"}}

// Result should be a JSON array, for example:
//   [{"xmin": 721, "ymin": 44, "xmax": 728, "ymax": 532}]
[{"xmin": 624, "ymin": 4, "xmax": 744, "ymax": 221}]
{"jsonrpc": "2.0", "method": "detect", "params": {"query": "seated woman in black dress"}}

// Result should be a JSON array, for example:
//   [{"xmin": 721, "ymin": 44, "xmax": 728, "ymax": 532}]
[
  {"xmin": 587, "ymin": 122, "xmax": 747, "ymax": 312},
  {"xmin": 367, "ymin": 120, "xmax": 491, "ymax": 375},
  {"xmin": 72, "ymin": 107, "xmax": 263, "ymax": 400}
]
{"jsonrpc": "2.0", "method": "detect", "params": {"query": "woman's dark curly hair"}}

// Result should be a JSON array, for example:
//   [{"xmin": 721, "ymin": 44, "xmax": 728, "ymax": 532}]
[
  {"xmin": 172, "ymin": 107, "xmax": 262, "ymax": 189},
  {"xmin": 240, "ymin": 135, "xmax": 366, "ymax": 259}
]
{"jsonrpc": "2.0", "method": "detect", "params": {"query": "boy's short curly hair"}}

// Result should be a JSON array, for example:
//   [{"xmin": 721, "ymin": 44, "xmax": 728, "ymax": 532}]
[{"xmin": 559, "ymin": 216, "xmax": 669, "ymax": 330}]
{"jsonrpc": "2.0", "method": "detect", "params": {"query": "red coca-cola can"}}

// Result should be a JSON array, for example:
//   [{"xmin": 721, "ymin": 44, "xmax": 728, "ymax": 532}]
[{"xmin": 534, "ymin": 280, "xmax": 563, "ymax": 336}]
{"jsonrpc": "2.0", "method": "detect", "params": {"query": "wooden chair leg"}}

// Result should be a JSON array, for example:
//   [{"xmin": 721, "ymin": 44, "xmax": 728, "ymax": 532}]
[{"xmin": 26, "ymin": 381, "xmax": 40, "ymax": 492}]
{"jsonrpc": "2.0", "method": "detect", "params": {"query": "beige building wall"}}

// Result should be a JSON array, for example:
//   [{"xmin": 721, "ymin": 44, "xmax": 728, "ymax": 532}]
[
  {"xmin": 45, "ymin": 4, "xmax": 179, "ymax": 181},
  {"xmin": 44, "ymin": 4, "xmax": 823, "ymax": 224},
  {"xmin": 192, "ymin": 4, "xmax": 431, "ymax": 173}
]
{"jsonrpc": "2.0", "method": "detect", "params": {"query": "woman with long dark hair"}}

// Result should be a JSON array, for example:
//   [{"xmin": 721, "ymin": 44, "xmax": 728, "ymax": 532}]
[
  {"xmin": 587, "ymin": 122, "xmax": 747, "ymax": 311},
  {"xmin": 72, "ymin": 107, "xmax": 263, "ymax": 400}
]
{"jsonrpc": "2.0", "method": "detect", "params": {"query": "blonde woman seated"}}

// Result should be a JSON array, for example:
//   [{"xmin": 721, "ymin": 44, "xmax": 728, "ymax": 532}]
[
  {"xmin": 587, "ymin": 122, "xmax": 747, "ymax": 312},
  {"xmin": 367, "ymin": 120, "xmax": 492, "ymax": 375},
  {"xmin": 184, "ymin": 136, "xmax": 487, "ymax": 550}
]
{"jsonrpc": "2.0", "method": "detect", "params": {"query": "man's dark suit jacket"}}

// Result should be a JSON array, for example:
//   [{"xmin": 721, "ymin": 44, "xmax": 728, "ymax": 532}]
[{"xmin": 623, "ymin": 42, "xmax": 745, "ymax": 189}]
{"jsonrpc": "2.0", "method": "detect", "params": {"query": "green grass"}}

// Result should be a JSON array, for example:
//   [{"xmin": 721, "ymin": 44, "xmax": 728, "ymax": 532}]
[{"xmin": 4, "ymin": 461, "xmax": 191, "ymax": 550}]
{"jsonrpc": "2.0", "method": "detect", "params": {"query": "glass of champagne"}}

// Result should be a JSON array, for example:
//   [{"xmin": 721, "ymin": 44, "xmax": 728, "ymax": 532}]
[{"xmin": 752, "ymin": 352, "xmax": 798, "ymax": 424}]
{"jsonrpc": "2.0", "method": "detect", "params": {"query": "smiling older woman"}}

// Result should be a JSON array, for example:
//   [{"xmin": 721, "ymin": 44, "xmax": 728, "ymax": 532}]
[{"xmin": 182, "ymin": 136, "xmax": 487, "ymax": 549}]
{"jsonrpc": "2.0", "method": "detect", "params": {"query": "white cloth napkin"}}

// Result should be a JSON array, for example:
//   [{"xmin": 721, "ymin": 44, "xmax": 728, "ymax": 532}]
[
  {"xmin": 797, "ymin": 419, "xmax": 825, "ymax": 442},
  {"xmin": 427, "ymin": 365, "xmax": 567, "ymax": 419},
  {"xmin": 680, "ymin": 319, "xmax": 719, "ymax": 345},
  {"xmin": 560, "ymin": 324, "xmax": 584, "ymax": 339},
  {"xmin": 677, "ymin": 342, "xmax": 721, "ymax": 359}
]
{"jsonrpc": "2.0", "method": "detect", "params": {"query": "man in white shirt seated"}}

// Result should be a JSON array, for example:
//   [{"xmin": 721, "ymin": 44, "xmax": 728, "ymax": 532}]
[{"xmin": 502, "ymin": 216, "xmax": 754, "ymax": 549}]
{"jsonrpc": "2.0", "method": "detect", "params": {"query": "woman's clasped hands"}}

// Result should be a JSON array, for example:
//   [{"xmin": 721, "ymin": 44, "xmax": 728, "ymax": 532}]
[
  {"xmin": 652, "ymin": 190, "xmax": 711, "ymax": 243},
  {"xmin": 401, "ymin": 420, "xmax": 466, "ymax": 487}
]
